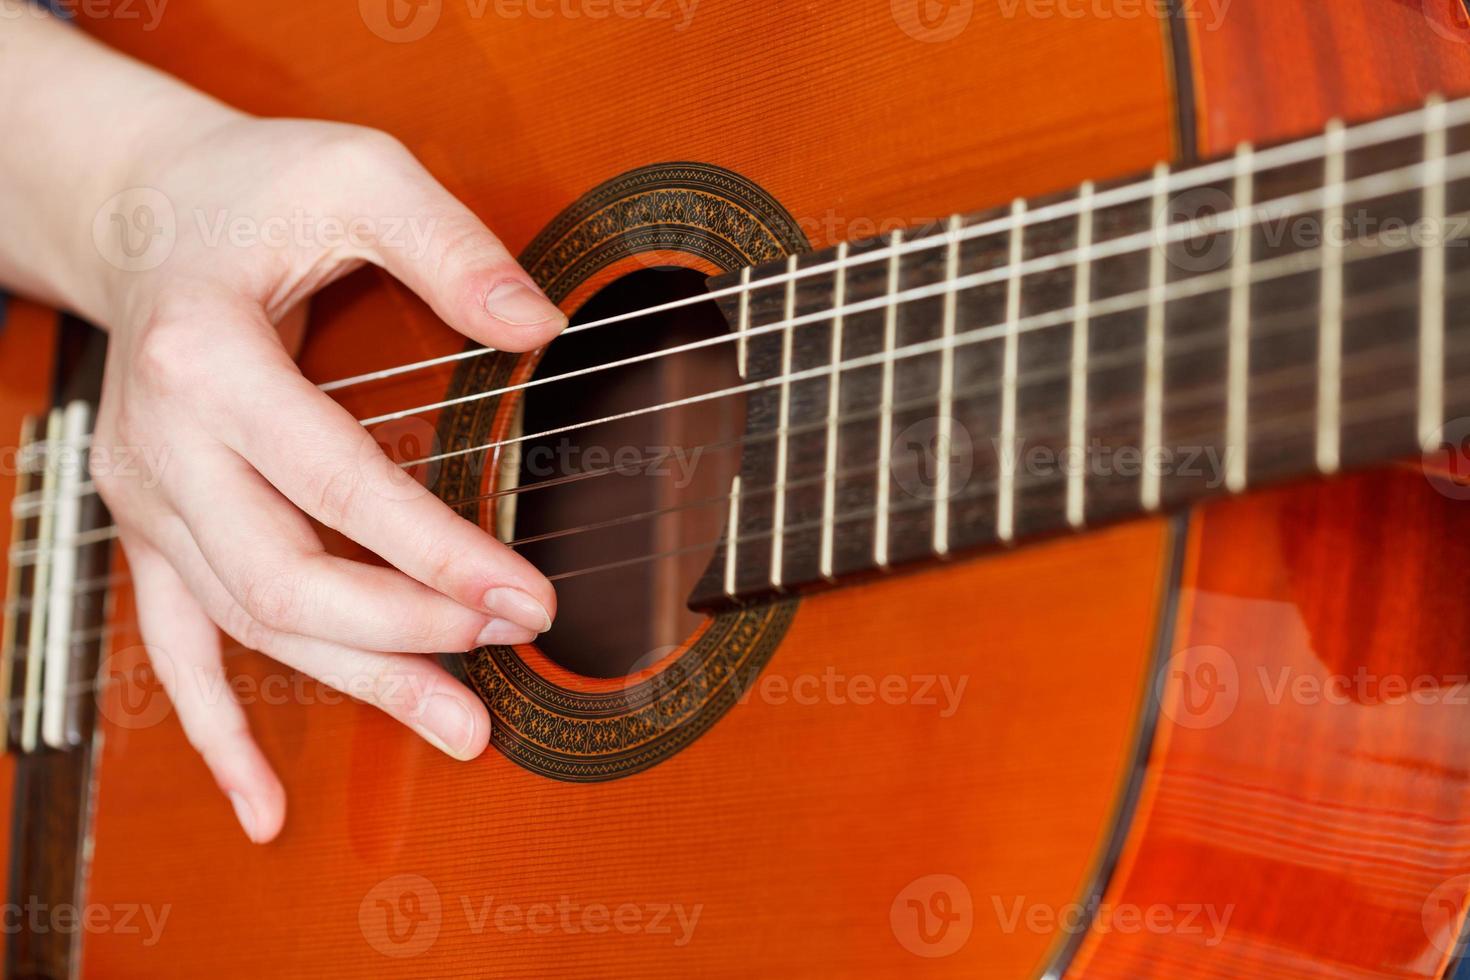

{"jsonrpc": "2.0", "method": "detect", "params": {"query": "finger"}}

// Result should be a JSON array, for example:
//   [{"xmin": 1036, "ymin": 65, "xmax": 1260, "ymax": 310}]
[
  {"xmin": 259, "ymin": 633, "xmax": 491, "ymax": 762},
  {"xmin": 165, "ymin": 446, "xmax": 539, "ymax": 652},
  {"xmin": 206, "ymin": 324, "xmax": 556, "ymax": 636},
  {"xmin": 121, "ymin": 533, "xmax": 286, "ymax": 844},
  {"xmin": 138, "ymin": 522, "xmax": 491, "ymax": 762},
  {"xmin": 345, "ymin": 135, "xmax": 565, "ymax": 352}
]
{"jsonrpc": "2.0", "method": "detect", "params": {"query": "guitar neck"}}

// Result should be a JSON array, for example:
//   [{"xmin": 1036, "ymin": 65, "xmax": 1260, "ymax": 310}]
[{"xmin": 691, "ymin": 95, "xmax": 1470, "ymax": 611}]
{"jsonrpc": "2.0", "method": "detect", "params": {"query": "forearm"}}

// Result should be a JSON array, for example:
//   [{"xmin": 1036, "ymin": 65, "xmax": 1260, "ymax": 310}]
[{"xmin": 0, "ymin": 1, "xmax": 238, "ymax": 326}]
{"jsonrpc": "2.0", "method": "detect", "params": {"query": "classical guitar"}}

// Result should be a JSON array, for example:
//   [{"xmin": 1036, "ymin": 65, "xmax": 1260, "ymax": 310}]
[{"xmin": 4, "ymin": 0, "xmax": 1470, "ymax": 976}]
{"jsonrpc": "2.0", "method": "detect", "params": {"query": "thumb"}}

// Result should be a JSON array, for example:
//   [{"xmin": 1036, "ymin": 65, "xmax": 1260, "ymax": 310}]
[{"xmin": 347, "ymin": 136, "xmax": 566, "ymax": 353}]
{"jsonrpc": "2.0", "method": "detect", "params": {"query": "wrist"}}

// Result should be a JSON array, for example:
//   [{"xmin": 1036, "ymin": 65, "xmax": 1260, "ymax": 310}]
[
  {"xmin": 85, "ymin": 96, "xmax": 245, "ymax": 330},
  {"xmin": 0, "ymin": 4, "xmax": 243, "ymax": 329}
]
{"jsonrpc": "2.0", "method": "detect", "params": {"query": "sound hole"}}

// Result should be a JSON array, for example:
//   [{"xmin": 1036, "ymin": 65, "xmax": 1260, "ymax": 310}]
[{"xmin": 510, "ymin": 268, "xmax": 744, "ymax": 679}]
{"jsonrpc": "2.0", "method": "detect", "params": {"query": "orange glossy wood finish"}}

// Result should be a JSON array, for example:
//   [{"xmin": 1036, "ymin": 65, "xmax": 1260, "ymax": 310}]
[
  {"xmin": 1072, "ymin": 470, "xmax": 1470, "ymax": 978},
  {"xmin": 58, "ymin": 1, "xmax": 1470, "ymax": 976},
  {"xmin": 1188, "ymin": 0, "xmax": 1470, "ymax": 152},
  {"xmin": 1068, "ymin": 2, "xmax": 1470, "ymax": 977},
  {"xmin": 86, "ymin": 525, "xmax": 1167, "ymax": 977},
  {"xmin": 70, "ymin": 2, "xmax": 1179, "ymax": 976}
]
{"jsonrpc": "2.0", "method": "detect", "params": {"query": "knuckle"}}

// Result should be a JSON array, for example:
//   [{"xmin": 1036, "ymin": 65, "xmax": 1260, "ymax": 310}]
[
  {"xmin": 237, "ymin": 569, "xmax": 305, "ymax": 634},
  {"xmin": 371, "ymin": 663, "xmax": 424, "ymax": 721},
  {"xmin": 132, "ymin": 315, "xmax": 204, "ymax": 396},
  {"xmin": 218, "ymin": 605, "xmax": 257, "ymax": 648},
  {"xmin": 309, "ymin": 461, "xmax": 365, "ymax": 530},
  {"xmin": 233, "ymin": 612, "xmax": 276, "ymax": 655},
  {"xmin": 316, "ymin": 124, "xmax": 411, "ymax": 177},
  {"xmin": 433, "ymin": 221, "xmax": 495, "ymax": 277},
  {"xmin": 419, "ymin": 534, "xmax": 479, "ymax": 607}
]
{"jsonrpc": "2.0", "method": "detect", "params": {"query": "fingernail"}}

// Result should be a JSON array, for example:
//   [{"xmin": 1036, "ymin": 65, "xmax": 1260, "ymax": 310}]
[
  {"xmin": 482, "ymin": 587, "xmax": 553, "ymax": 633},
  {"xmin": 228, "ymin": 791, "xmax": 257, "ymax": 843},
  {"xmin": 484, "ymin": 280, "xmax": 564, "ymax": 328},
  {"xmin": 476, "ymin": 619, "xmax": 539, "ymax": 647},
  {"xmin": 416, "ymin": 693, "xmax": 479, "ymax": 760}
]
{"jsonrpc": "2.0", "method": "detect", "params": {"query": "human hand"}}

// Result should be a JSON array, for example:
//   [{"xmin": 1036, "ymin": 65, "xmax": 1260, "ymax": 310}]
[{"xmin": 87, "ymin": 112, "xmax": 564, "ymax": 844}]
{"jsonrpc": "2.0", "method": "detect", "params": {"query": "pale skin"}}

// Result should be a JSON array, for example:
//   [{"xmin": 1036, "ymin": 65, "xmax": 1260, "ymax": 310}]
[{"xmin": 0, "ymin": 4, "xmax": 564, "ymax": 842}]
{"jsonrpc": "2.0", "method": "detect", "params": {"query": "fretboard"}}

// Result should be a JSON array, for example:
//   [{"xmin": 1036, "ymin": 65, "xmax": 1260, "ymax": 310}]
[{"xmin": 689, "ymin": 95, "xmax": 1470, "ymax": 611}]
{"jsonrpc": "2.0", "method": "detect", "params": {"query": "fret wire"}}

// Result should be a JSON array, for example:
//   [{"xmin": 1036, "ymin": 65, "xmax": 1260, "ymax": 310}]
[
  {"xmin": 21, "ymin": 409, "xmax": 62, "ymax": 752},
  {"xmin": 723, "ymin": 475, "xmax": 740, "ymax": 598},
  {"xmin": 316, "ymin": 93, "xmax": 1470, "ymax": 399},
  {"xmin": 996, "ymin": 201, "xmax": 1026, "ymax": 545},
  {"xmin": 818, "ymin": 243, "xmax": 849, "ymax": 580},
  {"xmin": 0, "ymin": 415, "xmax": 36, "ymax": 753},
  {"xmin": 1317, "ymin": 119, "xmax": 1347, "ymax": 473},
  {"xmin": 935, "ymin": 215, "xmax": 965, "ymax": 554},
  {"xmin": 42, "ymin": 402, "xmax": 90, "ymax": 749},
  {"xmin": 1226, "ymin": 143, "xmax": 1255, "ymax": 493},
  {"xmin": 736, "ymin": 266, "xmax": 752, "ymax": 379},
  {"xmin": 875, "ymin": 231, "xmax": 903, "ymax": 570},
  {"xmin": 1421, "ymin": 95, "xmax": 1448, "ymax": 451},
  {"xmin": 1141, "ymin": 163, "xmax": 1170, "ymax": 512},
  {"xmin": 1066, "ymin": 182, "xmax": 1095, "ymax": 528},
  {"xmin": 769, "ymin": 255, "xmax": 799, "ymax": 590}
]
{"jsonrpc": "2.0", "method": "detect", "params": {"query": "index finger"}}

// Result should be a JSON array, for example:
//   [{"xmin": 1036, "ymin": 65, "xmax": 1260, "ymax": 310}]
[
  {"xmin": 336, "ymin": 132, "xmax": 567, "ymax": 353},
  {"xmin": 216, "ymin": 338, "xmax": 555, "ymax": 638}
]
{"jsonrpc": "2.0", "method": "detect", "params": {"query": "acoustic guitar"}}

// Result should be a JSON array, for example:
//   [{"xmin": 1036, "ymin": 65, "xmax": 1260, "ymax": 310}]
[{"xmin": 4, "ymin": 0, "xmax": 1470, "ymax": 975}]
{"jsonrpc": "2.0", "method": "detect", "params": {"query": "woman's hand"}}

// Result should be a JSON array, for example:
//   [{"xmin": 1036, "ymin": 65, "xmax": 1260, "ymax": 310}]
[{"xmin": 0, "ymin": 5, "xmax": 563, "ymax": 843}]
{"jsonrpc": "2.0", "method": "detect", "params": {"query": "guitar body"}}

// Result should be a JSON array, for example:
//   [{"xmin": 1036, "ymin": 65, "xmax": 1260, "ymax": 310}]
[{"xmin": 2, "ymin": 1, "xmax": 1470, "ymax": 975}]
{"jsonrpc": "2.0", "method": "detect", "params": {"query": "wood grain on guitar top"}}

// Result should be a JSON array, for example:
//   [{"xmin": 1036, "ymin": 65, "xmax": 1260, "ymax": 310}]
[
  {"xmin": 14, "ymin": 0, "xmax": 1470, "ymax": 977},
  {"xmin": 68, "ymin": 2, "xmax": 1176, "ymax": 975}
]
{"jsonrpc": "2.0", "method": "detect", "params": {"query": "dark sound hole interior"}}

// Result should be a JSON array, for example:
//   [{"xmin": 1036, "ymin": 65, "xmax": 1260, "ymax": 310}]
[{"xmin": 510, "ymin": 267, "xmax": 745, "ymax": 679}]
